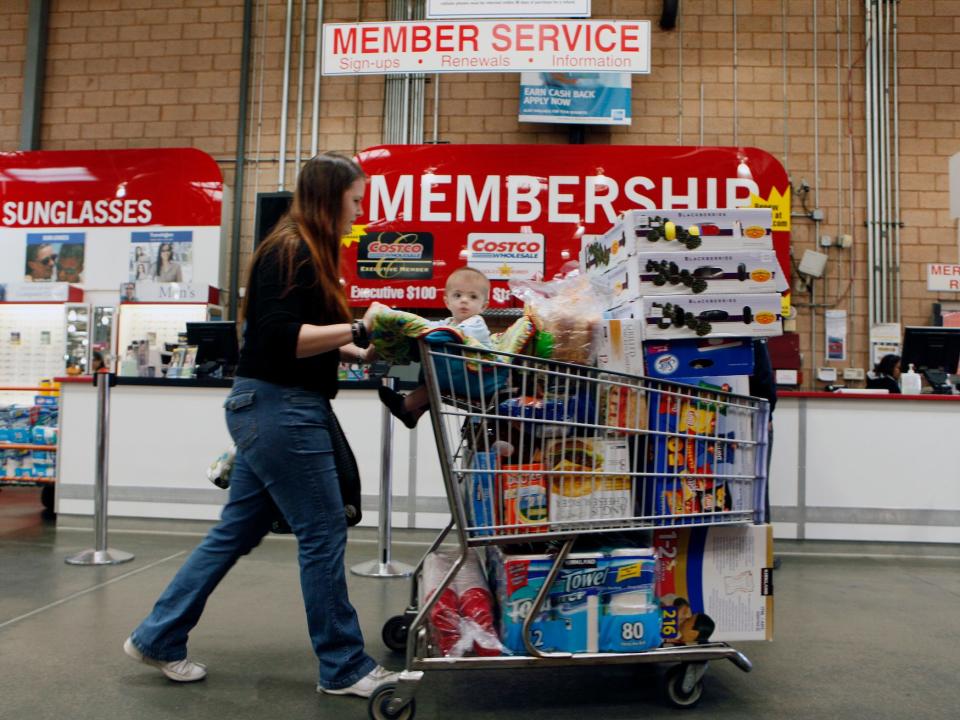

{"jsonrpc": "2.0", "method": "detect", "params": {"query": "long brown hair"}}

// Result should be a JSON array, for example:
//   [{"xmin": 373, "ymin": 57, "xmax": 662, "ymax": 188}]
[{"xmin": 243, "ymin": 153, "xmax": 363, "ymax": 323}]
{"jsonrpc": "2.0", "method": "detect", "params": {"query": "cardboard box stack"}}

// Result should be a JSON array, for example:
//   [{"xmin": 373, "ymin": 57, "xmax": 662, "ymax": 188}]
[{"xmin": 584, "ymin": 208, "xmax": 782, "ymax": 525}]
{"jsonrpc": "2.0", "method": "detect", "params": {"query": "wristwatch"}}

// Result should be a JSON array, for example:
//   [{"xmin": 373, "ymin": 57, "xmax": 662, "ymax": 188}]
[{"xmin": 351, "ymin": 320, "xmax": 370, "ymax": 349}]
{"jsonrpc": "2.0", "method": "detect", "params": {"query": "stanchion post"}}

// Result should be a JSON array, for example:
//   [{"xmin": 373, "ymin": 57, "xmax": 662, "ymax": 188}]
[
  {"xmin": 66, "ymin": 373, "xmax": 134, "ymax": 566},
  {"xmin": 351, "ymin": 375, "xmax": 414, "ymax": 578}
]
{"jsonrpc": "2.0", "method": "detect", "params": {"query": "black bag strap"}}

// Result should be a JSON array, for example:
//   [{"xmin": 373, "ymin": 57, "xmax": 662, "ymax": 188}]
[{"xmin": 329, "ymin": 409, "xmax": 363, "ymax": 526}]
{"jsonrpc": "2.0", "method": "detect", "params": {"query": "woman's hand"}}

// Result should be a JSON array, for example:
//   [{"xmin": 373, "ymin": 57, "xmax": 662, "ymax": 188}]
[{"xmin": 363, "ymin": 344, "xmax": 378, "ymax": 363}]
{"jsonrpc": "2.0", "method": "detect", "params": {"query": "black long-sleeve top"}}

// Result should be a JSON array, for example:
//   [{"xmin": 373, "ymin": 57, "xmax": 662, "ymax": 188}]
[{"xmin": 236, "ymin": 240, "xmax": 341, "ymax": 397}]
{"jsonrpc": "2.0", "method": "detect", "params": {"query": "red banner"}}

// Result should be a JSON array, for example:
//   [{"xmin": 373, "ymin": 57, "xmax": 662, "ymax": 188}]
[
  {"xmin": 0, "ymin": 148, "xmax": 223, "ymax": 228},
  {"xmin": 348, "ymin": 144, "xmax": 790, "ymax": 308}
]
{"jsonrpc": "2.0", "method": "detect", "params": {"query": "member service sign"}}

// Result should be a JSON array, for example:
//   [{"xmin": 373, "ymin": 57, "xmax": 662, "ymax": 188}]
[{"xmin": 322, "ymin": 20, "xmax": 650, "ymax": 75}]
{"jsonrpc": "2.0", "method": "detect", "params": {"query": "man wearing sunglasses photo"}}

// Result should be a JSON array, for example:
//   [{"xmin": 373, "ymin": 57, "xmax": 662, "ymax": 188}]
[
  {"xmin": 24, "ymin": 242, "xmax": 58, "ymax": 281},
  {"xmin": 56, "ymin": 243, "xmax": 85, "ymax": 283}
]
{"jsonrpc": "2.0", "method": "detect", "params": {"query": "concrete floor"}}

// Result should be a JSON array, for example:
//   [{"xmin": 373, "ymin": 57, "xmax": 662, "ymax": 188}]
[{"xmin": 1, "ymin": 486, "xmax": 959, "ymax": 720}]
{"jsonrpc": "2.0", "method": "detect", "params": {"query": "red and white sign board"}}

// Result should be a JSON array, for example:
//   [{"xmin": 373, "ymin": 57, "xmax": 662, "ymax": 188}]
[
  {"xmin": 322, "ymin": 20, "xmax": 650, "ymax": 75},
  {"xmin": 346, "ymin": 144, "xmax": 791, "ymax": 309},
  {"xmin": 0, "ymin": 148, "xmax": 223, "ymax": 292},
  {"xmin": 927, "ymin": 264, "xmax": 960, "ymax": 291},
  {"xmin": 427, "ymin": 0, "xmax": 591, "ymax": 19}
]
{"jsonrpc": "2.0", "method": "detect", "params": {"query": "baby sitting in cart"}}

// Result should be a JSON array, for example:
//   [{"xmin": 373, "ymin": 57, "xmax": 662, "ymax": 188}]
[{"xmin": 377, "ymin": 266, "xmax": 497, "ymax": 428}]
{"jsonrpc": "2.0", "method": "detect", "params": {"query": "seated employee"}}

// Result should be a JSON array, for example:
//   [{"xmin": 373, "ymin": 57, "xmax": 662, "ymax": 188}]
[{"xmin": 866, "ymin": 354, "xmax": 901, "ymax": 393}]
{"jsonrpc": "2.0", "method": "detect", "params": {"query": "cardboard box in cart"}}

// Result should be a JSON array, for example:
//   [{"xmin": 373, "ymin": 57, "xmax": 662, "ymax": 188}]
[
  {"xmin": 581, "ymin": 208, "xmax": 775, "ymax": 278},
  {"xmin": 639, "ymin": 294, "xmax": 783, "ymax": 340},
  {"xmin": 632, "ymin": 249, "xmax": 786, "ymax": 296},
  {"xmin": 654, "ymin": 524, "xmax": 774, "ymax": 643}
]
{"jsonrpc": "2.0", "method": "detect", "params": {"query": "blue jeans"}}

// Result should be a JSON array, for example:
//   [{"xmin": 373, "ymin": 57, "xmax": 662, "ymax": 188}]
[{"xmin": 130, "ymin": 377, "xmax": 376, "ymax": 690}]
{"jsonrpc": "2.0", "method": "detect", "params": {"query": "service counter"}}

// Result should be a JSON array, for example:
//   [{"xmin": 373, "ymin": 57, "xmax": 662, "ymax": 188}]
[
  {"xmin": 55, "ymin": 376, "xmax": 452, "ymax": 530},
  {"xmin": 55, "ymin": 378, "xmax": 960, "ymax": 544},
  {"xmin": 770, "ymin": 391, "xmax": 960, "ymax": 543}
]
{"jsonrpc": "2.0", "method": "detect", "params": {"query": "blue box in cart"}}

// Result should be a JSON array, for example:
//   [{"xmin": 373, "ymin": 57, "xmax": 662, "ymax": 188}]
[
  {"xmin": 599, "ymin": 549, "xmax": 661, "ymax": 652},
  {"xmin": 468, "ymin": 451, "xmax": 498, "ymax": 535},
  {"xmin": 642, "ymin": 338, "xmax": 754, "ymax": 380},
  {"xmin": 489, "ymin": 548, "xmax": 606, "ymax": 654}
]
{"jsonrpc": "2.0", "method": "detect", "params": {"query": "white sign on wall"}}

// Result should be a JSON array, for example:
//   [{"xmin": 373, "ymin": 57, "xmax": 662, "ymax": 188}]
[
  {"xmin": 466, "ymin": 232, "xmax": 544, "ymax": 280},
  {"xmin": 927, "ymin": 263, "xmax": 960, "ymax": 291},
  {"xmin": 322, "ymin": 20, "xmax": 650, "ymax": 76},
  {"xmin": 427, "ymin": 0, "xmax": 591, "ymax": 18}
]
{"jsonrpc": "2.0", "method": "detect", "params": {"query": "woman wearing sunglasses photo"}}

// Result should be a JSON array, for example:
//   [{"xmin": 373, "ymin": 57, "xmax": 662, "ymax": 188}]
[{"xmin": 24, "ymin": 243, "xmax": 57, "ymax": 281}]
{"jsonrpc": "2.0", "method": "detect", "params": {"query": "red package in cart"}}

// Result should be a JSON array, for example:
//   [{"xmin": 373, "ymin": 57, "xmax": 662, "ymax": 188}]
[
  {"xmin": 454, "ymin": 549, "xmax": 501, "ymax": 657},
  {"xmin": 421, "ymin": 552, "xmax": 461, "ymax": 656},
  {"xmin": 421, "ymin": 550, "xmax": 507, "ymax": 657}
]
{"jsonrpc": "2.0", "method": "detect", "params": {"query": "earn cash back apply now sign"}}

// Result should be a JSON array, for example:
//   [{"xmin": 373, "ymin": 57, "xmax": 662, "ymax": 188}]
[{"xmin": 321, "ymin": 20, "xmax": 651, "ymax": 75}]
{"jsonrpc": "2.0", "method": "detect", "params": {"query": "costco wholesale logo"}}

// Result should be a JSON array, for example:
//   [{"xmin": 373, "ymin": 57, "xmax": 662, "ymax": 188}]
[
  {"xmin": 367, "ymin": 240, "xmax": 425, "ymax": 258},
  {"xmin": 467, "ymin": 232, "xmax": 545, "ymax": 281}
]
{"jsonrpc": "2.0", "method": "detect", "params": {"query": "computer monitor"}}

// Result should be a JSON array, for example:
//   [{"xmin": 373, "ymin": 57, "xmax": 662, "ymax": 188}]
[
  {"xmin": 900, "ymin": 326, "xmax": 960, "ymax": 392},
  {"xmin": 186, "ymin": 321, "xmax": 239, "ymax": 376}
]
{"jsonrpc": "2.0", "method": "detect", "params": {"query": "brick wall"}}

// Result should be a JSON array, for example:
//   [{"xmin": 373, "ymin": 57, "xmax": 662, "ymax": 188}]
[
  {"xmin": 1, "ymin": 0, "xmax": 959, "ymax": 386},
  {"xmin": 0, "ymin": 1, "xmax": 27, "ymax": 148}
]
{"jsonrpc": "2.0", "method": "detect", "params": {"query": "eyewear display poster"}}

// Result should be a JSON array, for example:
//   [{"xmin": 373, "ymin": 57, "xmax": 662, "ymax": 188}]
[
  {"xmin": 129, "ymin": 231, "xmax": 194, "ymax": 283},
  {"xmin": 519, "ymin": 72, "xmax": 631, "ymax": 125},
  {"xmin": 0, "ymin": 148, "xmax": 223, "ymax": 292},
  {"xmin": 24, "ymin": 232, "xmax": 86, "ymax": 283},
  {"xmin": 426, "ymin": 0, "xmax": 591, "ymax": 18},
  {"xmin": 347, "ymin": 144, "xmax": 792, "ymax": 309}
]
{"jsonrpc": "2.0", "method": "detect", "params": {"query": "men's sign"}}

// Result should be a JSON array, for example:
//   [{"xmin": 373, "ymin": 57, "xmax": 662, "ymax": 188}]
[
  {"xmin": 346, "ymin": 144, "xmax": 791, "ymax": 309},
  {"xmin": 322, "ymin": 20, "xmax": 650, "ymax": 75}
]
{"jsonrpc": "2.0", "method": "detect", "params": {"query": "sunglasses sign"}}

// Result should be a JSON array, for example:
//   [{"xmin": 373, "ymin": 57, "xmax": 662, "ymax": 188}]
[{"xmin": 0, "ymin": 148, "xmax": 223, "ymax": 292}]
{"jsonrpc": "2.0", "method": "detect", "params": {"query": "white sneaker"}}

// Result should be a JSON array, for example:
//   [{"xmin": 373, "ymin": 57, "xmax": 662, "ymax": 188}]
[
  {"xmin": 318, "ymin": 665, "xmax": 399, "ymax": 698},
  {"xmin": 123, "ymin": 636, "xmax": 207, "ymax": 683}
]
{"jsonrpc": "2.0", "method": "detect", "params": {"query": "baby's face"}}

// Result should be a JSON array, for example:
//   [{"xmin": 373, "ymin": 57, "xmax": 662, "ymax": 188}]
[{"xmin": 444, "ymin": 278, "xmax": 487, "ymax": 323}]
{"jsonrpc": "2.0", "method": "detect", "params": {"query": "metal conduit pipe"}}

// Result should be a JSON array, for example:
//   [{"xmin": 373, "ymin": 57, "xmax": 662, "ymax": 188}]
[
  {"xmin": 892, "ymin": 0, "xmax": 901, "ymax": 322},
  {"xmin": 699, "ymin": 83, "xmax": 704, "ymax": 146},
  {"xmin": 310, "ymin": 0, "xmax": 325, "ymax": 157},
  {"xmin": 781, "ymin": 0, "xmax": 788, "ymax": 170},
  {"xmin": 295, "ymin": 0, "xmax": 307, "ymax": 170},
  {"xmin": 676, "ymin": 0, "xmax": 683, "ymax": 144},
  {"xmin": 278, "ymin": 0, "xmax": 294, "ymax": 190},
  {"xmin": 432, "ymin": 73, "xmax": 440, "ymax": 143},
  {"xmin": 812, "ymin": 0, "xmax": 820, "ymax": 370},
  {"xmin": 864, "ymin": 1, "xmax": 875, "ymax": 325},
  {"xmin": 848, "ymin": 0, "xmax": 855, "ymax": 335},
  {"xmin": 732, "ymin": 0, "xmax": 738, "ymax": 146},
  {"xmin": 879, "ymin": 0, "xmax": 889, "ymax": 322},
  {"xmin": 835, "ymin": 0, "xmax": 843, "ymax": 305},
  {"xmin": 228, "ymin": 0, "xmax": 255, "ymax": 321}
]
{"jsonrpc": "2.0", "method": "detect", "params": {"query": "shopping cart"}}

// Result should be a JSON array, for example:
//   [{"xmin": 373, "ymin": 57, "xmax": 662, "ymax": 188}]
[{"xmin": 372, "ymin": 341, "xmax": 769, "ymax": 719}]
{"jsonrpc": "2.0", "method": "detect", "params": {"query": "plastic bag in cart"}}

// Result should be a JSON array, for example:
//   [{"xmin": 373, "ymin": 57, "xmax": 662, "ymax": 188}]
[{"xmin": 420, "ymin": 549, "xmax": 507, "ymax": 657}]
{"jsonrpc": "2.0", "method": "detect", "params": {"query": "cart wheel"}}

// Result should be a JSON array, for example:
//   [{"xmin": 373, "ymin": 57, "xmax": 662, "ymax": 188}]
[
  {"xmin": 381, "ymin": 615, "xmax": 410, "ymax": 653},
  {"xmin": 368, "ymin": 683, "xmax": 416, "ymax": 720},
  {"xmin": 41, "ymin": 484, "xmax": 55, "ymax": 512},
  {"xmin": 663, "ymin": 664, "xmax": 705, "ymax": 709}
]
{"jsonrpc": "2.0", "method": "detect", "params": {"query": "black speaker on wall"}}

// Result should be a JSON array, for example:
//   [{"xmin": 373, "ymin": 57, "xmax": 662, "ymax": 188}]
[{"xmin": 253, "ymin": 191, "xmax": 293, "ymax": 248}]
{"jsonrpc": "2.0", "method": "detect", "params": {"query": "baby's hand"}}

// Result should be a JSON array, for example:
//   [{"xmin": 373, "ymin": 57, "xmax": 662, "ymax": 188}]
[{"xmin": 362, "ymin": 302, "xmax": 389, "ymax": 331}]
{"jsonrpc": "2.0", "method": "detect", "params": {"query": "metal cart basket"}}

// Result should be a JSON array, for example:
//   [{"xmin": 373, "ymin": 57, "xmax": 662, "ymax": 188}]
[{"xmin": 372, "ymin": 341, "xmax": 770, "ymax": 719}]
